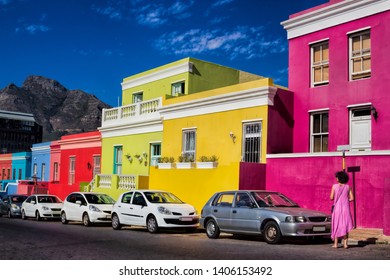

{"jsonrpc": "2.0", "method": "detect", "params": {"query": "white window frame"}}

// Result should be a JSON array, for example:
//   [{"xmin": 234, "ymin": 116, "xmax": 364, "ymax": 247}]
[
  {"xmin": 93, "ymin": 155, "xmax": 101, "ymax": 177},
  {"xmin": 182, "ymin": 128, "xmax": 196, "ymax": 161},
  {"xmin": 242, "ymin": 121, "xmax": 262, "ymax": 163},
  {"xmin": 33, "ymin": 163, "xmax": 38, "ymax": 177},
  {"xmin": 53, "ymin": 162, "xmax": 59, "ymax": 181},
  {"xmin": 114, "ymin": 146, "xmax": 123, "ymax": 175},
  {"xmin": 349, "ymin": 29, "xmax": 371, "ymax": 80},
  {"xmin": 68, "ymin": 157, "xmax": 76, "ymax": 185},
  {"xmin": 310, "ymin": 40, "xmax": 329, "ymax": 87},
  {"xmin": 41, "ymin": 163, "xmax": 45, "ymax": 181},
  {"xmin": 310, "ymin": 111, "xmax": 329, "ymax": 152},
  {"xmin": 150, "ymin": 143, "xmax": 161, "ymax": 167},
  {"xmin": 172, "ymin": 81, "xmax": 185, "ymax": 96},
  {"xmin": 132, "ymin": 92, "xmax": 143, "ymax": 103}
]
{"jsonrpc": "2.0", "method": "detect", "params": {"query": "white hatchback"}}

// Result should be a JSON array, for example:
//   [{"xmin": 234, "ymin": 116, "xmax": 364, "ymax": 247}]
[
  {"xmin": 61, "ymin": 192, "xmax": 115, "ymax": 226},
  {"xmin": 21, "ymin": 194, "xmax": 63, "ymax": 221},
  {"xmin": 111, "ymin": 190, "xmax": 199, "ymax": 233}
]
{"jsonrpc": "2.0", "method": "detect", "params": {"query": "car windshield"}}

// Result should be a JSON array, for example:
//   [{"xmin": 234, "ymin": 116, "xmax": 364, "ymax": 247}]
[
  {"xmin": 144, "ymin": 191, "xmax": 184, "ymax": 204},
  {"xmin": 85, "ymin": 193, "xmax": 115, "ymax": 204},
  {"xmin": 251, "ymin": 192, "xmax": 299, "ymax": 207},
  {"xmin": 38, "ymin": 196, "xmax": 62, "ymax": 203},
  {"xmin": 11, "ymin": 196, "xmax": 28, "ymax": 203}
]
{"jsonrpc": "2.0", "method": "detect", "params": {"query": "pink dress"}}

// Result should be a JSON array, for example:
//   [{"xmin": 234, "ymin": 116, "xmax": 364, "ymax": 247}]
[{"xmin": 331, "ymin": 183, "xmax": 353, "ymax": 239}]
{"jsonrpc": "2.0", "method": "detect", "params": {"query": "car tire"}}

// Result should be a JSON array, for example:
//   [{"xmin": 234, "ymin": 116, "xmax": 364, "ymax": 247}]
[
  {"xmin": 83, "ymin": 213, "xmax": 91, "ymax": 227},
  {"xmin": 205, "ymin": 219, "xmax": 220, "ymax": 239},
  {"xmin": 263, "ymin": 221, "xmax": 282, "ymax": 244},
  {"xmin": 35, "ymin": 211, "xmax": 41, "ymax": 221},
  {"xmin": 61, "ymin": 211, "xmax": 68, "ymax": 224},
  {"xmin": 112, "ymin": 213, "xmax": 122, "ymax": 230},
  {"xmin": 146, "ymin": 215, "xmax": 159, "ymax": 233},
  {"xmin": 21, "ymin": 210, "xmax": 27, "ymax": 220},
  {"xmin": 7, "ymin": 210, "xmax": 12, "ymax": 218}
]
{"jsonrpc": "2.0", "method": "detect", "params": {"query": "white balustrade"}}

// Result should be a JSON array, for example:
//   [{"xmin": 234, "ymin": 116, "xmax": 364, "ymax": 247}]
[
  {"xmin": 98, "ymin": 174, "xmax": 112, "ymax": 189},
  {"xmin": 118, "ymin": 175, "xmax": 136, "ymax": 190}
]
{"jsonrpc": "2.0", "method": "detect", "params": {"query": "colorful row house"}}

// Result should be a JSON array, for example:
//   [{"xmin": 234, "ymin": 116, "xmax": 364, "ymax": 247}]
[
  {"xmin": 94, "ymin": 57, "xmax": 293, "ymax": 212},
  {"xmin": 267, "ymin": 0, "xmax": 390, "ymax": 234}
]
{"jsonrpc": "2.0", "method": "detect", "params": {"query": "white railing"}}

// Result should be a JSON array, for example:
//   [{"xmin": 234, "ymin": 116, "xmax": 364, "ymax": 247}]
[
  {"xmin": 118, "ymin": 175, "xmax": 136, "ymax": 190},
  {"xmin": 102, "ymin": 97, "xmax": 162, "ymax": 127},
  {"xmin": 98, "ymin": 174, "xmax": 112, "ymax": 189}
]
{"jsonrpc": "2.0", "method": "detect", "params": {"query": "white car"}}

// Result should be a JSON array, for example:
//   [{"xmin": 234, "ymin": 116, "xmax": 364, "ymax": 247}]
[
  {"xmin": 21, "ymin": 194, "xmax": 63, "ymax": 221},
  {"xmin": 61, "ymin": 192, "xmax": 115, "ymax": 226},
  {"xmin": 111, "ymin": 190, "xmax": 199, "ymax": 233}
]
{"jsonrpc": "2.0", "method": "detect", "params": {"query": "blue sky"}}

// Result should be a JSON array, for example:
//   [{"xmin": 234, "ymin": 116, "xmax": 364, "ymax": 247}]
[{"xmin": 0, "ymin": 0, "xmax": 327, "ymax": 107}]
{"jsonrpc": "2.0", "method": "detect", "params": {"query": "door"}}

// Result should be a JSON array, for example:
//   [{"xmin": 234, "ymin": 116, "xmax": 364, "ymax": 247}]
[
  {"xmin": 230, "ymin": 192, "xmax": 260, "ymax": 233},
  {"xmin": 211, "ymin": 192, "xmax": 235, "ymax": 230},
  {"xmin": 350, "ymin": 108, "xmax": 371, "ymax": 151},
  {"xmin": 116, "ymin": 192, "xmax": 134, "ymax": 225},
  {"xmin": 128, "ymin": 192, "xmax": 148, "ymax": 226}
]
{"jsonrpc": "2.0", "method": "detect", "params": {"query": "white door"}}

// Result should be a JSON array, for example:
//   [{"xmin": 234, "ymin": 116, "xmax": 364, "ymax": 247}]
[{"xmin": 350, "ymin": 108, "xmax": 371, "ymax": 151}]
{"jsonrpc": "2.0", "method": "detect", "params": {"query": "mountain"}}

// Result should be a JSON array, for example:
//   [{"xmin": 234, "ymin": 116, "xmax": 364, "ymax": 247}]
[{"xmin": 0, "ymin": 75, "xmax": 112, "ymax": 141}]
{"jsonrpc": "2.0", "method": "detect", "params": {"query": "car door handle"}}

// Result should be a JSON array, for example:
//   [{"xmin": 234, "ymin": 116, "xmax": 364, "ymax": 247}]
[
  {"xmin": 232, "ymin": 210, "xmax": 237, "ymax": 214},
  {"xmin": 213, "ymin": 209, "xmax": 218, "ymax": 213}
]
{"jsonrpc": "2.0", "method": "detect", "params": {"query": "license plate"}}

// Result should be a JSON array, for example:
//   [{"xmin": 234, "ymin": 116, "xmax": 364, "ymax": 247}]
[
  {"xmin": 106, "ymin": 215, "xmax": 111, "ymax": 219},
  {"xmin": 180, "ymin": 217, "xmax": 193, "ymax": 221},
  {"xmin": 313, "ymin": 226, "xmax": 326, "ymax": 232}
]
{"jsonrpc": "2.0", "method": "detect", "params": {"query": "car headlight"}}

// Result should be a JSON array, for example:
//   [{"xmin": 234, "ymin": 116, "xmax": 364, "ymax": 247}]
[
  {"xmin": 285, "ymin": 216, "xmax": 307, "ymax": 223},
  {"xmin": 11, "ymin": 204, "xmax": 20, "ymax": 210},
  {"xmin": 158, "ymin": 206, "xmax": 172, "ymax": 215},
  {"xmin": 326, "ymin": 216, "xmax": 332, "ymax": 222},
  {"xmin": 42, "ymin": 206, "xmax": 50, "ymax": 211},
  {"xmin": 89, "ymin": 205, "xmax": 101, "ymax": 212}
]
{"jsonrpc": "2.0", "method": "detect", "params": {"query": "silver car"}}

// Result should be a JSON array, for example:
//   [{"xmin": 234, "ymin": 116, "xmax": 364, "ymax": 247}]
[
  {"xmin": 200, "ymin": 190, "xmax": 331, "ymax": 244},
  {"xmin": 0, "ymin": 194, "xmax": 28, "ymax": 218}
]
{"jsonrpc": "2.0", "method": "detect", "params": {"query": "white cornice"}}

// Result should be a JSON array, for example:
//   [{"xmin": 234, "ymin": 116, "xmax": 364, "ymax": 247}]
[
  {"xmin": 160, "ymin": 86, "xmax": 277, "ymax": 120},
  {"xmin": 267, "ymin": 150, "xmax": 390, "ymax": 158},
  {"xmin": 121, "ymin": 62, "xmax": 193, "ymax": 90},
  {"xmin": 281, "ymin": 0, "xmax": 390, "ymax": 39},
  {"xmin": 99, "ymin": 118, "xmax": 163, "ymax": 138}
]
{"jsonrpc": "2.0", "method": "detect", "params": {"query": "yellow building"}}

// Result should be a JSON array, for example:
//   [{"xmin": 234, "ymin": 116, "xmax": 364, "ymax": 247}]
[{"xmin": 95, "ymin": 57, "xmax": 266, "ymax": 200}]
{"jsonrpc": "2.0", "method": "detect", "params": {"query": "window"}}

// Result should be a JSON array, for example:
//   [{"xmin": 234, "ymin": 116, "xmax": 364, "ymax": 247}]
[
  {"xmin": 182, "ymin": 129, "xmax": 196, "ymax": 161},
  {"xmin": 93, "ymin": 155, "xmax": 101, "ymax": 177},
  {"xmin": 213, "ymin": 193, "xmax": 235, "ymax": 207},
  {"xmin": 18, "ymin": 169, "xmax": 22, "ymax": 180},
  {"xmin": 350, "ymin": 107, "xmax": 371, "ymax": 151},
  {"xmin": 172, "ymin": 81, "xmax": 185, "ymax": 96},
  {"xmin": 68, "ymin": 157, "xmax": 76, "ymax": 185},
  {"xmin": 150, "ymin": 143, "xmax": 161, "ymax": 166},
  {"xmin": 132, "ymin": 92, "xmax": 143, "ymax": 103},
  {"xmin": 1, "ymin": 169, "xmax": 4, "ymax": 180},
  {"xmin": 12, "ymin": 169, "xmax": 15, "ymax": 180},
  {"xmin": 53, "ymin": 162, "xmax": 59, "ymax": 181},
  {"xmin": 311, "ymin": 41, "xmax": 329, "ymax": 86},
  {"xmin": 350, "ymin": 30, "xmax": 371, "ymax": 80},
  {"xmin": 33, "ymin": 163, "xmax": 37, "ymax": 176},
  {"xmin": 310, "ymin": 112, "xmax": 329, "ymax": 152},
  {"xmin": 114, "ymin": 146, "xmax": 123, "ymax": 175},
  {"xmin": 7, "ymin": 169, "xmax": 10, "ymax": 180},
  {"xmin": 41, "ymin": 163, "xmax": 45, "ymax": 181},
  {"xmin": 242, "ymin": 122, "xmax": 261, "ymax": 163}
]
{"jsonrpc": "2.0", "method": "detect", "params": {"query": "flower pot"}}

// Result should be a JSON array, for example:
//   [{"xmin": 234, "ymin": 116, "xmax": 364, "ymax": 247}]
[
  {"xmin": 176, "ymin": 162, "xmax": 194, "ymax": 169},
  {"xmin": 158, "ymin": 163, "xmax": 175, "ymax": 169},
  {"xmin": 196, "ymin": 162, "xmax": 218, "ymax": 169}
]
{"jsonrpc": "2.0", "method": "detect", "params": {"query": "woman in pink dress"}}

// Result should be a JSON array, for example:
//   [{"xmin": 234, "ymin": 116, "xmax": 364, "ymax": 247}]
[{"xmin": 330, "ymin": 171, "xmax": 354, "ymax": 248}]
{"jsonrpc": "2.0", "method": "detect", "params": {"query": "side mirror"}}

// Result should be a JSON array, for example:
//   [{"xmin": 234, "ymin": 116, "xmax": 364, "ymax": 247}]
[
  {"xmin": 76, "ymin": 200, "xmax": 82, "ymax": 206},
  {"xmin": 31, "ymin": 201, "xmax": 36, "ymax": 205}
]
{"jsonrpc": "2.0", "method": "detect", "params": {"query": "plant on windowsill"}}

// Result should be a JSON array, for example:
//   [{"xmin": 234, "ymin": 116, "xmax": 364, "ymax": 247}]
[
  {"xmin": 196, "ymin": 155, "xmax": 219, "ymax": 169},
  {"xmin": 176, "ymin": 153, "xmax": 195, "ymax": 169},
  {"xmin": 125, "ymin": 154, "xmax": 133, "ymax": 163},
  {"xmin": 157, "ymin": 156, "xmax": 175, "ymax": 169}
]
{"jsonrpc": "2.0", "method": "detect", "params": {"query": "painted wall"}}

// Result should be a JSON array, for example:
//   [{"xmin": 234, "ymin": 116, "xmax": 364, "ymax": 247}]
[
  {"xmin": 11, "ymin": 152, "xmax": 31, "ymax": 181},
  {"xmin": 288, "ymin": 11, "xmax": 390, "ymax": 152},
  {"xmin": 266, "ymin": 153, "xmax": 390, "ymax": 235},
  {"xmin": 31, "ymin": 142, "xmax": 51, "ymax": 182},
  {"xmin": 0, "ymin": 153, "xmax": 12, "ymax": 182}
]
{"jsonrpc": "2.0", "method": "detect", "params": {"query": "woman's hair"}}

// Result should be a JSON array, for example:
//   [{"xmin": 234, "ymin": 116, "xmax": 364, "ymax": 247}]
[{"xmin": 335, "ymin": 171, "xmax": 349, "ymax": 184}]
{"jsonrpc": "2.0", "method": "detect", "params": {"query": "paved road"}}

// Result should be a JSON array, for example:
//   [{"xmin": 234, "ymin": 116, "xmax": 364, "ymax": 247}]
[{"xmin": 1, "ymin": 217, "xmax": 389, "ymax": 260}]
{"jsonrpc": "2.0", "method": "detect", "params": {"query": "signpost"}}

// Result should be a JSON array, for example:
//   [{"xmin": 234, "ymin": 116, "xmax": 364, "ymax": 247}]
[{"xmin": 337, "ymin": 145, "xmax": 350, "ymax": 171}]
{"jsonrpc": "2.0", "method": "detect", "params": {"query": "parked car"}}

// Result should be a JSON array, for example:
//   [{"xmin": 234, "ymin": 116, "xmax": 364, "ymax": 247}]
[
  {"xmin": 61, "ymin": 192, "xmax": 115, "ymax": 226},
  {"xmin": 21, "ymin": 194, "xmax": 63, "ymax": 221},
  {"xmin": 0, "ymin": 194, "xmax": 28, "ymax": 218},
  {"xmin": 111, "ymin": 190, "xmax": 199, "ymax": 233},
  {"xmin": 200, "ymin": 190, "xmax": 331, "ymax": 244}
]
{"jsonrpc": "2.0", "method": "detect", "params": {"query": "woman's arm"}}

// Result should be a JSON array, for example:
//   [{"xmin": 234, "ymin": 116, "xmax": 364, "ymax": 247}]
[
  {"xmin": 348, "ymin": 187, "xmax": 354, "ymax": 201},
  {"xmin": 330, "ymin": 186, "xmax": 335, "ymax": 200}
]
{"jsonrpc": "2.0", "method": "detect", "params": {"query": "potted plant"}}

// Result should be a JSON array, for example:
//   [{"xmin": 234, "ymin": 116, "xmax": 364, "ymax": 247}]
[
  {"xmin": 157, "ymin": 156, "xmax": 175, "ymax": 169},
  {"xmin": 176, "ymin": 153, "xmax": 195, "ymax": 169},
  {"xmin": 196, "ymin": 155, "xmax": 219, "ymax": 169}
]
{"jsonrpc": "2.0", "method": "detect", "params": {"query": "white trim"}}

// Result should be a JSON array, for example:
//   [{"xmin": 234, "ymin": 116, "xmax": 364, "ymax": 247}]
[
  {"xmin": 308, "ymin": 108, "xmax": 330, "ymax": 113},
  {"xmin": 347, "ymin": 102, "xmax": 372, "ymax": 108},
  {"xmin": 308, "ymin": 38, "xmax": 329, "ymax": 46},
  {"xmin": 149, "ymin": 141, "xmax": 162, "ymax": 144},
  {"xmin": 242, "ymin": 118, "xmax": 262, "ymax": 124},
  {"xmin": 282, "ymin": 0, "xmax": 390, "ymax": 39},
  {"xmin": 99, "ymin": 119, "xmax": 163, "ymax": 138},
  {"xmin": 267, "ymin": 150, "xmax": 390, "ymax": 158},
  {"xmin": 160, "ymin": 86, "xmax": 277, "ymax": 120},
  {"xmin": 346, "ymin": 26, "xmax": 371, "ymax": 34},
  {"xmin": 121, "ymin": 62, "xmax": 193, "ymax": 90},
  {"xmin": 182, "ymin": 127, "xmax": 197, "ymax": 131}
]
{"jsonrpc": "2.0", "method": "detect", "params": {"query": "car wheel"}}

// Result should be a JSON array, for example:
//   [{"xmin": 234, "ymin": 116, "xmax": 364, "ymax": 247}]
[
  {"xmin": 35, "ymin": 211, "xmax": 41, "ymax": 221},
  {"xmin": 7, "ymin": 210, "xmax": 12, "ymax": 218},
  {"xmin": 61, "ymin": 211, "xmax": 68, "ymax": 224},
  {"xmin": 83, "ymin": 213, "xmax": 91, "ymax": 227},
  {"xmin": 146, "ymin": 215, "xmax": 159, "ymax": 233},
  {"xmin": 205, "ymin": 219, "xmax": 220, "ymax": 239},
  {"xmin": 112, "ymin": 213, "xmax": 122, "ymax": 230},
  {"xmin": 263, "ymin": 221, "xmax": 282, "ymax": 244},
  {"xmin": 21, "ymin": 210, "xmax": 27, "ymax": 220}
]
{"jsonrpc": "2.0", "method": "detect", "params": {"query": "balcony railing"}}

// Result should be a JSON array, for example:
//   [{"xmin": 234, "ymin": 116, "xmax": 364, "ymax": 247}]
[
  {"xmin": 101, "ymin": 97, "xmax": 162, "ymax": 127},
  {"xmin": 95, "ymin": 174, "xmax": 137, "ymax": 191}
]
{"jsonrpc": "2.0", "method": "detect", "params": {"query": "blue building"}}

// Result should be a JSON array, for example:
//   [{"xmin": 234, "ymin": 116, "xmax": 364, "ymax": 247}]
[{"xmin": 31, "ymin": 142, "xmax": 51, "ymax": 182}]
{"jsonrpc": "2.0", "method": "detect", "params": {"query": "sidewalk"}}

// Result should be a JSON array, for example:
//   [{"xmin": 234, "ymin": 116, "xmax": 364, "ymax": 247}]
[{"xmin": 348, "ymin": 228, "xmax": 390, "ymax": 245}]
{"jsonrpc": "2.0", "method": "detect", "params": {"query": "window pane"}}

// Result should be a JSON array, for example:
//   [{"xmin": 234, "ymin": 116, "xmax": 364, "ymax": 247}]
[
  {"xmin": 313, "ymin": 136, "xmax": 321, "ymax": 152},
  {"xmin": 313, "ymin": 47, "xmax": 321, "ymax": 63},
  {"xmin": 362, "ymin": 34, "xmax": 370, "ymax": 49},
  {"xmin": 313, "ymin": 115, "xmax": 320, "ymax": 133},
  {"xmin": 323, "ymin": 65, "xmax": 329, "ymax": 81},
  {"xmin": 363, "ymin": 57, "xmax": 371, "ymax": 71},
  {"xmin": 243, "ymin": 122, "xmax": 261, "ymax": 163},
  {"xmin": 352, "ymin": 37, "xmax": 361, "ymax": 52},
  {"xmin": 322, "ymin": 135, "xmax": 328, "ymax": 152},
  {"xmin": 353, "ymin": 59, "xmax": 361, "ymax": 72},
  {"xmin": 322, "ymin": 45, "xmax": 329, "ymax": 60},
  {"xmin": 322, "ymin": 113, "xmax": 328, "ymax": 133}
]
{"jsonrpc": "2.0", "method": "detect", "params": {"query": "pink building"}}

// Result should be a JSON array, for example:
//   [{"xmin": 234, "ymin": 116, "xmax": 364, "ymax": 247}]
[{"xmin": 267, "ymin": 0, "xmax": 390, "ymax": 235}]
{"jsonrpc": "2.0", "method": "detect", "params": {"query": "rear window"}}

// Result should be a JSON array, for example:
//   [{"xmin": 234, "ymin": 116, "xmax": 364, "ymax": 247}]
[{"xmin": 213, "ymin": 193, "xmax": 234, "ymax": 207}]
